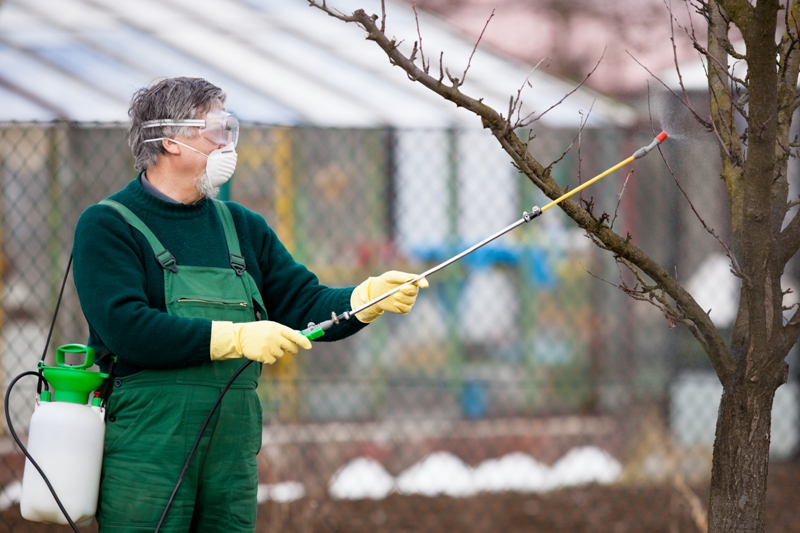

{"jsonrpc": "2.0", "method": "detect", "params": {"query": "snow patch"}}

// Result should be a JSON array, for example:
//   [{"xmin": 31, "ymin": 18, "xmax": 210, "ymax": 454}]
[
  {"xmin": 257, "ymin": 481, "xmax": 305, "ymax": 503},
  {"xmin": 549, "ymin": 446, "xmax": 622, "ymax": 487},
  {"xmin": 0, "ymin": 481, "xmax": 21, "ymax": 511},
  {"xmin": 326, "ymin": 446, "xmax": 621, "ymax": 501},
  {"xmin": 329, "ymin": 457, "xmax": 395, "ymax": 500},
  {"xmin": 395, "ymin": 451, "xmax": 475, "ymax": 497},
  {"xmin": 473, "ymin": 452, "xmax": 551, "ymax": 493}
]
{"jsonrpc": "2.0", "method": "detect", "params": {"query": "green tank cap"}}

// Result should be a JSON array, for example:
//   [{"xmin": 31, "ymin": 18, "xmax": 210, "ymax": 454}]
[{"xmin": 39, "ymin": 344, "xmax": 109, "ymax": 405}]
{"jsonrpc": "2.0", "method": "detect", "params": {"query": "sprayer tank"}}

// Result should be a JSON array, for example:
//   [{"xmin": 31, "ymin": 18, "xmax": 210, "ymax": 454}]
[{"xmin": 20, "ymin": 399, "xmax": 105, "ymax": 525}]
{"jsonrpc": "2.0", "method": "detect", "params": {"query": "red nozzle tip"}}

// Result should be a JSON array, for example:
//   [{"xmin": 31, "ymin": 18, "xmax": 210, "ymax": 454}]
[{"xmin": 656, "ymin": 131, "xmax": 668, "ymax": 143}]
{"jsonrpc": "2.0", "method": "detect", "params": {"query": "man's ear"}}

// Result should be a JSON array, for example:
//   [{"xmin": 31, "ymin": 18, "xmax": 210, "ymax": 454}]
[{"xmin": 162, "ymin": 138, "xmax": 181, "ymax": 155}]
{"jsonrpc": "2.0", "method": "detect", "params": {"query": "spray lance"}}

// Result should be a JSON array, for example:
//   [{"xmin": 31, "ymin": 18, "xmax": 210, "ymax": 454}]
[{"xmin": 300, "ymin": 131, "xmax": 669, "ymax": 340}]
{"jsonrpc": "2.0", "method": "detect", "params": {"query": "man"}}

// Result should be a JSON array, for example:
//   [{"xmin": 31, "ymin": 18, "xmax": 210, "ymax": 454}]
[{"xmin": 72, "ymin": 77, "xmax": 427, "ymax": 532}]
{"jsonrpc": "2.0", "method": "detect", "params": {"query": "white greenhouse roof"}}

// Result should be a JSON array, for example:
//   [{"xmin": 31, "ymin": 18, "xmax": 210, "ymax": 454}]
[{"xmin": 0, "ymin": 0, "xmax": 635, "ymax": 128}]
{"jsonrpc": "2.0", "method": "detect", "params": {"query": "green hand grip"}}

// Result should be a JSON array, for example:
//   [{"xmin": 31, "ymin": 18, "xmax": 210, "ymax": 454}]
[{"xmin": 302, "ymin": 328, "xmax": 325, "ymax": 341}]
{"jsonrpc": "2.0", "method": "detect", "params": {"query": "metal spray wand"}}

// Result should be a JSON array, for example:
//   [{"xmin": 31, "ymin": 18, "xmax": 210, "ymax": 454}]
[{"xmin": 301, "ymin": 131, "xmax": 669, "ymax": 340}]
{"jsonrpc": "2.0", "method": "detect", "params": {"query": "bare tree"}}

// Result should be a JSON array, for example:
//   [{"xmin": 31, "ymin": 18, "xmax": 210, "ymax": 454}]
[{"xmin": 309, "ymin": 1, "xmax": 798, "ymax": 531}]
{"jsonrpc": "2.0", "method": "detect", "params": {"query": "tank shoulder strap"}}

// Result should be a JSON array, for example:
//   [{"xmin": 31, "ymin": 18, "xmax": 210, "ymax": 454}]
[
  {"xmin": 211, "ymin": 198, "xmax": 246, "ymax": 276},
  {"xmin": 99, "ymin": 199, "xmax": 178, "ymax": 273}
]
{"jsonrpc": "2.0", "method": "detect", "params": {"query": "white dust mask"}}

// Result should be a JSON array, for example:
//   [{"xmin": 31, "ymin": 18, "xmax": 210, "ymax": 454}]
[
  {"xmin": 204, "ymin": 142, "xmax": 237, "ymax": 187},
  {"xmin": 143, "ymin": 138, "xmax": 237, "ymax": 188}
]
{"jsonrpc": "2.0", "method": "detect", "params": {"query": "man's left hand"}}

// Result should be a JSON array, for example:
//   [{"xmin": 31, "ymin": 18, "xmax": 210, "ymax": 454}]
[{"xmin": 350, "ymin": 270, "xmax": 428, "ymax": 323}]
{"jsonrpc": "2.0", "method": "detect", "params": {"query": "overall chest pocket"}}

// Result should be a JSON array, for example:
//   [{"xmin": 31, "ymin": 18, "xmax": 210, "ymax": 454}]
[{"xmin": 165, "ymin": 265, "xmax": 263, "ymax": 323}]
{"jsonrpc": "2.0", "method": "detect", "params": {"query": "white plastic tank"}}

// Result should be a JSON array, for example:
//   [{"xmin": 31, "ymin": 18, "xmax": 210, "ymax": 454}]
[
  {"xmin": 20, "ymin": 398, "xmax": 105, "ymax": 525},
  {"xmin": 19, "ymin": 344, "xmax": 108, "ymax": 526}
]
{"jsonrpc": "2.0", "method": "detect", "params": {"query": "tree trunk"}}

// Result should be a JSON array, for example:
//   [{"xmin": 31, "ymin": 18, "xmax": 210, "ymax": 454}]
[{"xmin": 707, "ymin": 368, "xmax": 782, "ymax": 532}]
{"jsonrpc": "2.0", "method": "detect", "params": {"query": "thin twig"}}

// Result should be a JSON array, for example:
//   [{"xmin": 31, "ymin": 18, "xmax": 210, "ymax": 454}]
[
  {"xmin": 666, "ymin": 0, "xmax": 696, "ymax": 116},
  {"xmin": 509, "ymin": 57, "xmax": 550, "ymax": 130},
  {"xmin": 626, "ymin": 51, "xmax": 712, "ymax": 130},
  {"xmin": 411, "ymin": 1, "xmax": 429, "ymax": 73},
  {"xmin": 307, "ymin": 0, "xmax": 357, "ymax": 23},
  {"xmin": 610, "ymin": 170, "xmax": 633, "ymax": 231},
  {"xmin": 459, "ymin": 9, "xmax": 495, "ymax": 87},
  {"xmin": 581, "ymin": 260, "xmax": 686, "ymax": 330},
  {"xmin": 518, "ymin": 49, "xmax": 605, "ymax": 128},
  {"xmin": 649, "ymin": 113, "xmax": 744, "ymax": 278},
  {"xmin": 546, "ymin": 102, "xmax": 593, "ymax": 172},
  {"xmin": 577, "ymin": 115, "xmax": 584, "ymax": 205},
  {"xmin": 674, "ymin": 477, "xmax": 709, "ymax": 533},
  {"xmin": 678, "ymin": 12, "xmax": 747, "ymax": 88}
]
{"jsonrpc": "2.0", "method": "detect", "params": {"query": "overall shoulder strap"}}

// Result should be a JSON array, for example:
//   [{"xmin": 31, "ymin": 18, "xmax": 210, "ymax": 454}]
[
  {"xmin": 211, "ymin": 199, "xmax": 267, "ymax": 318},
  {"xmin": 99, "ymin": 199, "xmax": 178, "ymax": 273},
  {"xmin": 211, "ymin": 198, "xmax": 246, "ymax": 276}
]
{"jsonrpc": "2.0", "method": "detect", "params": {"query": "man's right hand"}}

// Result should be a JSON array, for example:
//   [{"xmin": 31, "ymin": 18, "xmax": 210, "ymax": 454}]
[{"xmin": 210, "ymin": 320, "xmax": 312, "ymax": 364}]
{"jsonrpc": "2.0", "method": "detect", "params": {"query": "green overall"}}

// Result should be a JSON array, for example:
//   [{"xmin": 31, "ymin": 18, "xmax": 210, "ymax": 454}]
[{"xmin": 97, "ymin": 199, "xmax": 266, "ymax": 533}]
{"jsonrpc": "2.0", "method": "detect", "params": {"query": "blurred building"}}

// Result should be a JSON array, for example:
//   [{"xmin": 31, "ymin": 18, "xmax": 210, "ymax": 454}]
[
  {"xmin": 401, "ymin": 0, "xmax": 706, "ymax": 97},
  {"xmin": 0, "ymin": 0, "xmax": 636, "ymax": 427},
  {"xmin": 0, "ymin": 0, "xmax": 634, "ymax": 126}
]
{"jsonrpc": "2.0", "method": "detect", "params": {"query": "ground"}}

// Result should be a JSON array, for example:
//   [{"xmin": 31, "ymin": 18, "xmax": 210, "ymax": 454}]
[{"xmin": 3, "ymin": 462, "xmax": 798, "ymax": 533}]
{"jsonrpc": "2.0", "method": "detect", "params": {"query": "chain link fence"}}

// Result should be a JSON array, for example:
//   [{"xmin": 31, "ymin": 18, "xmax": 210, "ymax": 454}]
[{"xmin": 0, "ymin": 121, "xmax": 797, "ymax": 531}]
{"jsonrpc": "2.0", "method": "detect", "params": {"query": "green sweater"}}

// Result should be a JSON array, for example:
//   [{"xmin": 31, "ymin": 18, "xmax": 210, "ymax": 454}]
[{"xmin": 73, "ymin": 177, "xmax": 366, "ymax": 376}]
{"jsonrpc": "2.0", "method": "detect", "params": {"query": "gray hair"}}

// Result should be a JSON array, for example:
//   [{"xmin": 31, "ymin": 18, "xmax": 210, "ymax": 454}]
[{"xmin": 128, "ymin": 77, "xmax": 226, "ymax": 171}]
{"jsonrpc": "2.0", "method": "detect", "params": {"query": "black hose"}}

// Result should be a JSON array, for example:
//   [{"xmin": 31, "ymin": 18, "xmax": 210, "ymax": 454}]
[
  {"xmin": 41, "ymin": 254, "xmax": 72, "ymax": 364},
  {"xmin": 37, "ymin": 254, "xmax": 72, "ymax": 394},
  {"xmin": 153, "ymin": 359, "xmax": 254, "ymax": 533},
  {"xmin": 4, "ymin": 371, "xmax": 81, "ymax": 533}
]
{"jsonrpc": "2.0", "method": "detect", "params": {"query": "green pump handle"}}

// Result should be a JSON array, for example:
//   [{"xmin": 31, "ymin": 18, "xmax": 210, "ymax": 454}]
[
  {"xmin": 55, "ymin": 344, "xmax": 96, "ymax": 369},
  {"xmin": 39, "ymin": 344, "xmax": 107, "ymax": 404}
]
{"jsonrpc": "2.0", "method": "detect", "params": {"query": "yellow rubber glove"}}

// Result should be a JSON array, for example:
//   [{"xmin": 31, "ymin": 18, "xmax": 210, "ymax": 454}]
[
  {"xmin": 350, "ymin": 270, "xmax": 429, "ymax": 323},
  {"xmin": 210, "ymin": 321, "xmax": 312, "ymax": 364}
]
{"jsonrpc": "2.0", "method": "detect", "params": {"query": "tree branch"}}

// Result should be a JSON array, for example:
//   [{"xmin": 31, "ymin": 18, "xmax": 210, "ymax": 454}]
[
  {"xmin": 778, "ymin": 209, "xmax": 800, "ymax": 264},
  {"xmin": 593, "ymin": 218, "xmax": 734, "ymax": 378},
  {"xmin": 715, "ymin": 0, "xmax": 754, "ymax": 34},
  {"xmin": 307, "ymin": 0, "xmax": 738, "ymax": 382},
  {"xmin": 309, "ymin": 4, "xmax": 518, "ymax": 133},
  {"xmin": 705, "ymin": 0, "xmax": 748, "ymax": 277},
  {"xmin": 773, "ymin": 1, "xmax": 800, "ymax": 237},
  {"xmin": 707, "ymin": 2, "xmax": 746, "ymax": 167},
  {"xmin": 583, "ymin": 260, "xmax": 701, "ymax": 339},
  {"xmin": 777, "ymin": 0, "xmax": 800, "ymax": 91},
  {"xmin": 783, "ymin": 305, "xmax": 800, "ymax": 354}
]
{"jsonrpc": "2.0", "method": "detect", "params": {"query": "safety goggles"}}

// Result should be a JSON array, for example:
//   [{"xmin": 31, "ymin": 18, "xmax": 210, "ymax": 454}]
[{"xmin": 142, "ymin": 110, "xmax": 239, "ymax": 147}]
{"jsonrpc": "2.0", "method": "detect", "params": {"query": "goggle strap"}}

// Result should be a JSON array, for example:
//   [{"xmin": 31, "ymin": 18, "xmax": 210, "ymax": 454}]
[{"xmin": 142, "ymin": 119, "xmax": 205, "ymax": 129}]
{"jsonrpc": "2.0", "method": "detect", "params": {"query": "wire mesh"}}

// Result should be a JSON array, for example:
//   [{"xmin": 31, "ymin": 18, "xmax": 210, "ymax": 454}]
[{"xmin": 0, "ymin": 122, "xmax": 797, "ymax": 532}]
